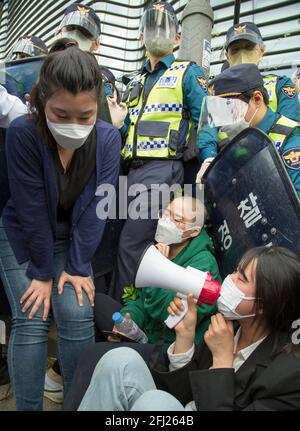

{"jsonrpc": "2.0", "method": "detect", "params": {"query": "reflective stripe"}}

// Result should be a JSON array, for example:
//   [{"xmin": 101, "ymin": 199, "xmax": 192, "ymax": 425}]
[
  {"xmin": 129, "ymin": 108, "xmax": 140, "ymax": 116},
  {"xmin": 137, "ymin": 140, "xmax": 168, "ymax": 150},
  {"xmin": 169, "ymin": 64, "xmax": 188, "ymax": 72},
  {"xmin": 143, "ymin": 103, "xmax": 183, "ymax": 113}
]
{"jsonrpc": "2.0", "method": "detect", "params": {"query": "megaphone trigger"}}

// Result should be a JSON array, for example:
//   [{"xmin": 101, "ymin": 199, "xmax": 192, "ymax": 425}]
[{"xmin": 164, "ymin": 297, "xmax": 188, "ymax": 329}]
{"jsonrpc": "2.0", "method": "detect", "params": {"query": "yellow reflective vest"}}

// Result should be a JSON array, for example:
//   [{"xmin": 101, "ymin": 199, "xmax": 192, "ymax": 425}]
[
  {"xmin": 268, "ymin": 115, "xmax": 299, "ymax": 153},
  {"xmin": 122, "ymin": 61, "xmax": 193, "ymax": 160},
  {"xmin": 263, "ymin": 74, "xmax": 279, "ymax": 113},
  {"xmin": 217, "ymin": 115, "xmax": 298, "ymax": 152}
]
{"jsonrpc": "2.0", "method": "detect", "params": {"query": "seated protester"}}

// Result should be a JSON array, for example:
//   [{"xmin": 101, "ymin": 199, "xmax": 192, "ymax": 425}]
[
  {"xmin": 96, "ymin": 195, "xmax": 221, "ymax": 345},
  {"xmin": 0, "ymin": 47, "xmax": 121, "ymax": 411},
  {"xmin": 197, "ymin": 64, "xmax": 300, "ymax": 198},
  {"xmin": 62, "ymin": 195, "xmax": 221, "ymax": 410},
  {"xmin": 77, "ymin": 246, "xmax": 300, "ymax": 411}
]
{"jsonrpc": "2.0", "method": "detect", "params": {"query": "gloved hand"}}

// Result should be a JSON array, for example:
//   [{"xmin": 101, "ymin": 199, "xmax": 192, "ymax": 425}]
[
  {"xmin": 196, "ymin": 157, "xmax": 214, "ymax": 183},
  {"xmin": 107, "ymin": 97, "xmax": 128, "ymax": 129}
]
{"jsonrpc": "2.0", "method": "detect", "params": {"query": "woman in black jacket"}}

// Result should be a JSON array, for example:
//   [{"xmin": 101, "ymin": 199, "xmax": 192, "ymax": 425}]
[{"xmin": 77, "ymin": 246, "xmax": 300, "ymax": 411}]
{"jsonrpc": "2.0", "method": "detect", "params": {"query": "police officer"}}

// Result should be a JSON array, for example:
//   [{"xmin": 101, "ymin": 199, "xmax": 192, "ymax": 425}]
[
  {"xmin": 109, "ymin": 2, "xmax": 208, "ymax": 300},
  {"xmin": 197, "ymin": 63, "xmax": 300, "ymax": 197},
  {"xmin": 8, "ymin": 35, "xmax": 48, "ymax": 60},
  {"xmin": 57, "ymin": 3, "xmax": 101, "ymax": 53},
  {"xmin": 222, "ymin": 22, "xmax": 300, "ymax": 122}
]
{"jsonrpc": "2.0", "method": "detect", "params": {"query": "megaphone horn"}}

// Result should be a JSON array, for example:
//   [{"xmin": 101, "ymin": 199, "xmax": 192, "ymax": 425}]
[{"xmin": 135, "ymin": 244, "xmax": 221, "ymax": 328}]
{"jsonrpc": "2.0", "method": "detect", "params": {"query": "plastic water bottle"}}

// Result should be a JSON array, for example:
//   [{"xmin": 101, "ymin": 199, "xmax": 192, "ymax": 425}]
[{"xmin": 112, "ymin": 312, "xmax": 148, "ymax": 344}]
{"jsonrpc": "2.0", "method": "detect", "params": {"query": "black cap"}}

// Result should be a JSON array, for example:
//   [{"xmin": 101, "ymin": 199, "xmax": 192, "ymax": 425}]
[
  {"xmin": 212, "ymin": 64, "xmax": 264, "ymax": 97},
  {"xmin": 60, "ymin": 3, "xmax": 101, "ymax": 39},
  {"xmin": 224, "ymin": 22, "xmax": 263, "ymax": 50}
]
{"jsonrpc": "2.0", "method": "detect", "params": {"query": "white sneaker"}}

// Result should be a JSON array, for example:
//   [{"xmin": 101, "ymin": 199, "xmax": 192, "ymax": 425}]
[{"xmin": 44, "ymin": 382, "xmax": 64, "ymax": 404}]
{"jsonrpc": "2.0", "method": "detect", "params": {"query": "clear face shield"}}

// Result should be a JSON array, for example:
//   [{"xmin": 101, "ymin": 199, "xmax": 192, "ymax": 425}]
[
  {"xmin": 7, "ymin": 39, "xmax": 46, "ymax": 61},
  {"xmin": 58, "ymin": 10, "xmax": 100, "ymax": 42},
  {"xmin": 140, "ymin": 8, "xmax": 178, "ymax": 56},
  {"xmin": 199, "ymin": 96, "xmax": 249, "ymax": 129},
  {"xmin": 198, "ymin": 96, "xmax": 252, "ymax": 141}
]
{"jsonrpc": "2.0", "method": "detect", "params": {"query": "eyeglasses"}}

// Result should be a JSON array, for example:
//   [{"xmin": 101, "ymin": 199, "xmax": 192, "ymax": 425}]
[{"xmin": 158, "ymin": 209, "xmax": 198, "ymax": 230}]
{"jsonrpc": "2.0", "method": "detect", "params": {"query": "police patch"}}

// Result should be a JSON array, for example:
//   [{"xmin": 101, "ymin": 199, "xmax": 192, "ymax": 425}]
[
  {"xmin": 197, "ymin": 77, "xmax": 207, "ymax": 91},
  {"xmin": 282, "ymin": 86, "xmax": 296, "ymax": 98},
  {"xmin": 157, "ymin": 76, "xmax": 178, "ymax": 88},
  {"xmin": 282, "ymin": 148, "xmax": 300, "ymax": 170}
]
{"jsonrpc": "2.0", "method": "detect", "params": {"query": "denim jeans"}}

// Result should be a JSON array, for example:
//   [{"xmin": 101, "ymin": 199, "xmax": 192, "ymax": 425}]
[
  {"xmin": 78, "ymin": 347, "xmax": 184, "ymax": 411},
  {"xmin": 0, "ymin": 220, "xmax": 95, "ymax": 411}
]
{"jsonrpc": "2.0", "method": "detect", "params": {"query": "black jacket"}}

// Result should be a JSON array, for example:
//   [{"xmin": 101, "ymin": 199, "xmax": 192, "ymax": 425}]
[{"xmin": 151, "ymin": 332, "xmax": 300, "ymax": 411}]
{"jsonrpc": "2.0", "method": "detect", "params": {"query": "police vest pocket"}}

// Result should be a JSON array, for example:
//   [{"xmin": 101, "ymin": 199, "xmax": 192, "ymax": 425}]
[
  {"xmin": 127, "ymin": 82, "xmax": 143, "ymax": 107},
  {"xmin": 137, "ymin": 121, "xmax": 170, "ymax": 138}
]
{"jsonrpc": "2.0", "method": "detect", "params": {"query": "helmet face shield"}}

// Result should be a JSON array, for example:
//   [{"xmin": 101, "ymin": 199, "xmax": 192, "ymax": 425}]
[
  {"xmin": 198, "ymin": 96, "xmax": 248, "ymax": 129},
  {"xmin": 58, "ymin": 10, "xmax": 100, "ymax": 41},
  {"xmin": 8, "ymin": 38, "xmax": 47, "ymax": 60},
  {"xmin": 140, "ymin": 8, "xmax": 178, "ymax": 42}
]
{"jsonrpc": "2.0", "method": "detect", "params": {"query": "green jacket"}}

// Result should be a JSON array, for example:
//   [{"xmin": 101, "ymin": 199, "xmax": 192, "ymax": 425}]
[{"xmin": 121, "ymin": 229, "xmax": 221, "ymax": 346}]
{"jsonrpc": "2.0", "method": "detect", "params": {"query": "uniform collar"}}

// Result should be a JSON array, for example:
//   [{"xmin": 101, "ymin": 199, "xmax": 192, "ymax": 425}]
[
  {"xmin": 143, "ymin": 53, "xmax": 175, "ymax": 74},
  {"xmin": 257, "ymin": 108, "xmax": 279, "ymax": 134}
]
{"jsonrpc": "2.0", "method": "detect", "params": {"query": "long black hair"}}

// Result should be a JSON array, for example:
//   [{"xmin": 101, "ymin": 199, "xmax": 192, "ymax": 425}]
[
  {"xmin": 30, "ymin": 46, "xmax": 102, "ymax": 147},
  {"xmin": 238, "ymin": 246, "xmax": 300, "ymax": 356}
]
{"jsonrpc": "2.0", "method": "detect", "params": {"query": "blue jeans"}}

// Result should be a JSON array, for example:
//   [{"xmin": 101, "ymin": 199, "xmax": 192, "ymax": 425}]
[
  {"xmin": 78, "ymin": 347, "xmax": 185, "ymax": 411},
  {"xmin": 0, "ymin": 220, "xmax": 95, "ymax": 410}
]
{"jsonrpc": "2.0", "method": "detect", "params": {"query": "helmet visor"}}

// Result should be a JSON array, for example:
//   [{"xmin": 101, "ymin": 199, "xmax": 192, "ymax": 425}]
[
  {"xmin": 140, "ymin": 8, "xmax": 178, "ymax": 41},
  {"xmin": 198, "ymin": 96, "xmax": 248, "ymax": 130},
  {"xmin": 8, "ymin": 39, "xmax": 47, "ymax": 60},
  {"xmin": 58, "ymin": 10, "xmax": 100, "ymax": 40}
]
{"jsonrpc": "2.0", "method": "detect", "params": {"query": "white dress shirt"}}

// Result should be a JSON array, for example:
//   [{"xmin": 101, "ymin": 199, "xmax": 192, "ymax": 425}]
[{"xmin": 167, "ymin": 328, "xmax": 267, "ymax": 410}]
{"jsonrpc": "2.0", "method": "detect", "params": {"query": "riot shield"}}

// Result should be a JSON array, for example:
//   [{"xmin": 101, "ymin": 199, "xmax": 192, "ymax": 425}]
[
  {"xmin": 202, "ymin": 127, "xmax": 300, "ymax": 277},
  {"xmin": 0, "ymin": 56, "xmax": 44, "ymax": 102}
]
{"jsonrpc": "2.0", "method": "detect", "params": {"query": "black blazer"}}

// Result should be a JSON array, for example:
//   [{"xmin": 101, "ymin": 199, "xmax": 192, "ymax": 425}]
[{"xmin": 151, "ymin": 331, "xmax": 300, "ymax": 411}]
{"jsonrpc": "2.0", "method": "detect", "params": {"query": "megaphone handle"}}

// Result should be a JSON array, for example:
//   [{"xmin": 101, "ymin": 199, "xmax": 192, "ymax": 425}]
[{"xmin": 164, "ymin": 298, "xmax": 188, "ymax": 329}]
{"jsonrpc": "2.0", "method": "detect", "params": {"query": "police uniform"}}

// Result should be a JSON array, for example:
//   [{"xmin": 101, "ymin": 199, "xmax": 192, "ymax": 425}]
[
  {"xmin": 109, "ymin": 4, "xmax": 208, "ymax": 299},
  {"xmin": 221, "ymin": 22, "xmax": 300, "ymax": 122},
  {"xmin": 206, "ymin": 64, "xmax": 300, "ymax": 198}
]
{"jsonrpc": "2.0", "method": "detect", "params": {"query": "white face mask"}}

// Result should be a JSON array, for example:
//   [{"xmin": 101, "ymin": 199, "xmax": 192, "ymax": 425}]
[
  {"xmin": 60, "ymin": 30, "xmax": 93, "ymax": 52},
  {"xmin": 217, "ymin": 275, "xmax": 256, "ymax": 320},
  {"xmin": 219, "ymin": 107, "xmax": 258, "ymax": 141},
  {"xmin": 46, "ymin": 117, "xmax": 95, "ymax": 150},
  {"xmin": 145, "ymin": 37, "xmax": 174, "ymax": 56},
  {"xmin": 155, "ymin": 218, "xmax": 193, "ymax": 245}
]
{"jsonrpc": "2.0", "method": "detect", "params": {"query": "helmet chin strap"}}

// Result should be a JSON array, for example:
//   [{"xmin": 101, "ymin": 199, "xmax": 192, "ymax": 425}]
[{"xmin": 248, "ymin": 107, "xmax": 259, "ymax": 127}]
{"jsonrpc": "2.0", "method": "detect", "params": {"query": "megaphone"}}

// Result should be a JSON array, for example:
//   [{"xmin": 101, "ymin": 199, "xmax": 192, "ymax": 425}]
[{"xmin": 135, "ymin": 244, "xmax": 221, "ymax": 328}]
